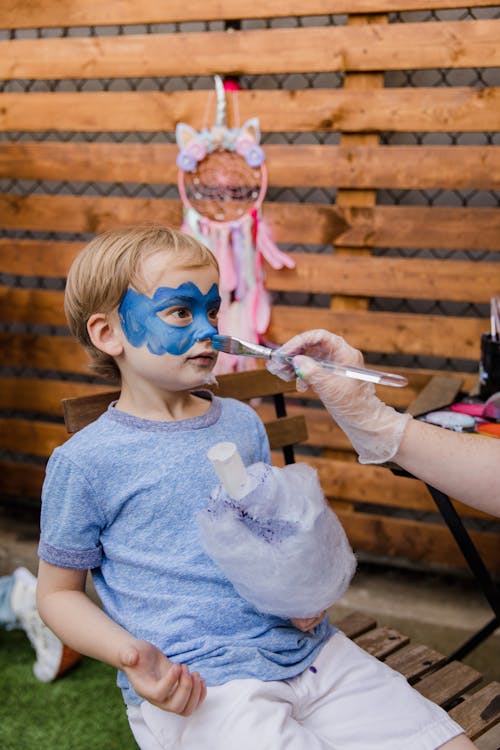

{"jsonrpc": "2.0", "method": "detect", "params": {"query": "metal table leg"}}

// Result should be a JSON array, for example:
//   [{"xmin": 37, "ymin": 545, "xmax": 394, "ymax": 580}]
[{"xmin": 425, "ymin": 483, "xmax": 500, "ymax": 660}]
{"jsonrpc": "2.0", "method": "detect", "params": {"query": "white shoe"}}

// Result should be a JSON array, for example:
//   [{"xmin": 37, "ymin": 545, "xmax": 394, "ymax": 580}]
[{"xmin": 11, "ymin": 567, "xmax": 81, "ymax": 682}]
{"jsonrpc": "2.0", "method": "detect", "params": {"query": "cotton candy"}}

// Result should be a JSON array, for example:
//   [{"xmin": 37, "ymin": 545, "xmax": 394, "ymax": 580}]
[{"xmin": 197, "ymin": 462, "xmax": 356, "ymax": 619}]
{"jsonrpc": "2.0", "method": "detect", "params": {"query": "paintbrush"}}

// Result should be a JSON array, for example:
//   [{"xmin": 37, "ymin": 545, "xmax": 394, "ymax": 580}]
[{"xmin": 212, "ymin": 335, "xmax": 408, "ymax": 388}]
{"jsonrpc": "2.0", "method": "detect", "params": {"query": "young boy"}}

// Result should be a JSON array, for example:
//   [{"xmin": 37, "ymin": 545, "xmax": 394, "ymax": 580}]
[{"xmin": 37, "ymin": 225, "xmax": 475, "ymax": 750}]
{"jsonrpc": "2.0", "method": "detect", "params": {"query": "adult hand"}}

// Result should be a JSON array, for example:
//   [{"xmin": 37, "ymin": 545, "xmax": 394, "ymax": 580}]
[
  {"xmin": 267, "ymin": 330, "xmax": 410, "ymax": 464},
  {"xmin": 120, "ymin": 640, "xmax": 206, "ymax": 716}
]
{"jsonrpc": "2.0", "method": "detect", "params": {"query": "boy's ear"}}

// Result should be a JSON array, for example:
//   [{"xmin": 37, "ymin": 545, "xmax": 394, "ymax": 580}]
[{"xmin": 87, "ymin": 313, "xmax": 124, "ymax": 357}]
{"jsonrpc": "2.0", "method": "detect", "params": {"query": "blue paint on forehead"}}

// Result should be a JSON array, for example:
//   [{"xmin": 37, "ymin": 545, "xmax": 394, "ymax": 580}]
[{"xmin": 119, "ymin": 281, "xmax": 220, "ymax": 356}]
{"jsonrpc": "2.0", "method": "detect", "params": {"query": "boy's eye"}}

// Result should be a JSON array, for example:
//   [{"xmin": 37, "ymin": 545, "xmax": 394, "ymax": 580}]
[
  {"xmin": 208, "ymin": 307, "xmax": 219, "ymax": 323},
  {"xmin": 161, "ymin": 306, "xmax": 192, "ymax": 325}
]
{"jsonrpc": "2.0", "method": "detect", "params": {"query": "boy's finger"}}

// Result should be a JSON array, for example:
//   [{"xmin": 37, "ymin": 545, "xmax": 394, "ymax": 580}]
[
  {"xmin": 163, "ymin": 664, "xmax": 195, "ymax": 714},
  {"xmin": 179, "ymin": 673, "xmax": 204, "ymax": 717},
  {"xmin": 151, "ymin": 662, "xmax": 182, "ymax": 703}
]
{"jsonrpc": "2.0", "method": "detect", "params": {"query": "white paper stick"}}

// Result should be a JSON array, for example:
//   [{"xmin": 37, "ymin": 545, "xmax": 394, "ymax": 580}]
[{"xmin": 207, "ymin": 441, "xmax": 250, "ymax": 501}]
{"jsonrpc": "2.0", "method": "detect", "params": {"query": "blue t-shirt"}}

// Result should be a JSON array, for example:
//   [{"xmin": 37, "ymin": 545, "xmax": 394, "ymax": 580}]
[{"xmin": 39, "ymin": 392, "xmax": 334, "ymax": 704}]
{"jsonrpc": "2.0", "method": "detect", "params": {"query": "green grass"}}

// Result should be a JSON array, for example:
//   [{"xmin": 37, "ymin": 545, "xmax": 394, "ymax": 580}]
[{"xmin": 0, "ymin": 628, "xmax": 138, "ymax": 750}]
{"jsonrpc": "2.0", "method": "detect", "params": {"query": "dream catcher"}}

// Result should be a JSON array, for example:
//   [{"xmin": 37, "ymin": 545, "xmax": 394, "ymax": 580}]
[{"xmin": 176, "ymin": 75, "xmax": 295, "ymax": 373}]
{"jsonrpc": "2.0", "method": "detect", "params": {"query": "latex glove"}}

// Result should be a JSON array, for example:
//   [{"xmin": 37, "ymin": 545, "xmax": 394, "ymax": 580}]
[{"xmin": 267, "ymin": 330, "xmax": 410, "ymax": 465}]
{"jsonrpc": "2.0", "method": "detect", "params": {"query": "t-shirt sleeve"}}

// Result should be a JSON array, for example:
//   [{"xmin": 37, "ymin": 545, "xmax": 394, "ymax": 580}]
[{"xmin": 38, "ymin": 449, "xmax": 105, "ymax": 570}]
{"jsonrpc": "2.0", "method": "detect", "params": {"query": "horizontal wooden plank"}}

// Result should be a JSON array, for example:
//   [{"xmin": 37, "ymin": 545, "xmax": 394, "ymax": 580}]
[
  {"xmin": 334, "ymin": 611, "xmax": 377, "ymax": 639},
  {"xmin": 337, "ymin": 508, "xmax": 500, "ymax": 573},
  {"xmin": 0, "ymin": 377, "xmax": 112, "ymax": 416},
  {"xmin": 0, "ymin": 333, "xmax": 91, "ymax": 374},
  {"xmin": 3, "ymin": 253, "xmax": 497, "ymax": 310},
  {"xmin": 2, "ymin": 0, "xmax": 495, "ymax": 29},
  {"xmin": 0, "ymin": 418, "xmax": 67, "ymax": 457},
  {"xmin": 0, "ymin": 460, "xmax": 45, "ymax": 500},
  {"xmin": 384, "ymin": 643, "xmax": 446, "ymax": 682},
  {"xmin": 0, "ymin": 239, "xmax": 81, "ymax": 278},
  {"xmin": 0, "ymin": 305, "xmax": 485, "ymax": 374},
  {"xmin": 268, "ymin": 306, "xmax": 486, "ymax": 360},
  {"xmin": 265, "ymin": 414, "xmax": 308, "ymax": 450},
  {"xmin": 265, "ymin": 254, "xmax": 500, "ymax": 304},
  {"xmin": 60, "ymin": 390, "xmax": 305, "ymax": 448},
  {"xmin": 1, "ymin": 194, "xmax": 499, "ymax": 252},
  {"xmin": 2, "ymin": 21, "xmax": 499, "ymax": 79},
  {"xmin": 0, "ymin": 324, "xmax": 484, "ymax": 383},
  {"xmin": 211, "ymin": 368, "xmax": 298, "ymax": 400},
  {"xmin": 2, "ymin": 142, "xmax": 500, "ymax": 191},
  {"xmin": 355, "ymin": 626, "xmax": 409, "ymax": 658},
  {"xmin": 335, "ymin": 205, "xmax": 500, "ymax": 252},
  {"xmin": 449, "ymin": 682, "xmax": 500, "ymax": 740},
  {"xmin": 267, "ymin": 429, "xmax": 495, "ymax": 521},
  {"xmin": 0, "ymin": 287, "xmax": 65, "ymax": 326},
  {"xmin": 0, "ymin": 286, "xmax": 488, "ymax": 360},
  {"xmin": 415, "ymin": 661, "xmax": 482, "ymax": 706},
  {"xmin": 307, "ymin": 455, "xmax": 495, "ymax": 520},
  {"xmin": 0, "ymin": 371, "xmax": 298, "ymax": 420},
  {"xmin": 61, "ymin": 389, "xmax": 117, "ymax": 432},
  {"xmin": 0, "ymin": 365, "xmax": 476, "ymax": 418},
  {"xmin": 0, "ymin": 88, "xmax": 498, "ymax": 133}
]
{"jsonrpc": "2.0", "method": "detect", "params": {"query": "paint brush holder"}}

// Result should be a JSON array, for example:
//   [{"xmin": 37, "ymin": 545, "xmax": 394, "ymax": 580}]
[{"xmin": 479, "ymin": 333, "xmax": 500, "ymax": 400}]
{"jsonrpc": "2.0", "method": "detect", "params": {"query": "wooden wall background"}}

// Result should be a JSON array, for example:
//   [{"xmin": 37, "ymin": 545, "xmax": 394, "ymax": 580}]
[{"xmin": 1, "ymin": 0, "xmax": 499, "ymax": 573}]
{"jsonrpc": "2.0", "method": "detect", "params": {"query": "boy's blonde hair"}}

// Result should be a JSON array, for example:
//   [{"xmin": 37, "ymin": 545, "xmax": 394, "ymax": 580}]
[{"xmin": 65, "ymin": 225, "xmax": 219, "ymax": 382}]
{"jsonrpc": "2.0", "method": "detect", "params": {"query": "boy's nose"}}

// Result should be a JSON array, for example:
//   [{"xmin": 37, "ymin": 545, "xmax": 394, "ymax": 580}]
[{"xmin": 195, "ymin": 319, "xmax": 218, "ymax": 342}]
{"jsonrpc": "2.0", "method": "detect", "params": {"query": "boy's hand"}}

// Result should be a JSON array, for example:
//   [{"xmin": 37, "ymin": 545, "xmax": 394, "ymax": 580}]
[
  {"xmin": 290, "ymin": 612, "xmax": 326, "ymax": 632},
  {"xmin": 119, "ymin": 640, "xmax": 206, "ymax": 716}
]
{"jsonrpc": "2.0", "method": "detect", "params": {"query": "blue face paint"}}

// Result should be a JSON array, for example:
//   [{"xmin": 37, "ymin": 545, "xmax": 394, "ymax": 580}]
[{"xmin": 119, "ymin": 282, "xmax": 220, "ymax": 356}]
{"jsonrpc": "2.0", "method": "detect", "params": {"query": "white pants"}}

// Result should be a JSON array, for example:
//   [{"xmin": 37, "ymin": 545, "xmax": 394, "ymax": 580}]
[{"xmin": 127, "ymin": 632, "xmax": 463, "ymax": 750}]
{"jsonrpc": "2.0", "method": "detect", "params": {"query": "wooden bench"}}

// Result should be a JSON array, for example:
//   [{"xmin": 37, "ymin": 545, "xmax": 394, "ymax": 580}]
[
  {"xmin": 336, "ymin": 611, "xmax": 500, "ymax": 747},
  {"xmin": 1, "ymin": 0, "xmax": 500, "ymax": 574},
  {"xmin": 60, "ymin": 375, "xmax": 500, "ymax": 745}
]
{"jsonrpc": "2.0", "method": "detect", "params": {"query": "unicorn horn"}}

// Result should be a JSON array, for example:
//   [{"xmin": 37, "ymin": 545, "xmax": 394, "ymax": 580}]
[{"xmin": 214, "ymin": 75, "xmax": 226, "ymax": 127}]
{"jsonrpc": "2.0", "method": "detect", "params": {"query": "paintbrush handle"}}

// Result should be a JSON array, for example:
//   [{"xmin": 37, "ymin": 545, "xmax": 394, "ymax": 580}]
[
  {"xmin": 212, "ymin": 335, "xmax": 408, "ymax": 387},
  {"xmin": 275, "ymin": 354, "xmax": 408, "ymax": 388}
]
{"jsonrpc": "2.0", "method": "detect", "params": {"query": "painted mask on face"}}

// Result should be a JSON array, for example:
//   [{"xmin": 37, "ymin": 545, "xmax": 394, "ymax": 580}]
[{"xmin": 119, "ymin": 282, "xmax": 220, "ymax": 356}]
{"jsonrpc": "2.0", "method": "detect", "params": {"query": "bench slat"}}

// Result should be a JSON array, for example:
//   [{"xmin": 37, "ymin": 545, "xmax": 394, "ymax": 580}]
[
  {"xmin": 415, "ymin": 661, "xmax": 483, "ymax": 707},
  {"xmin": 384, "ymin": 644, "xmax": 446, "ymax": 682},
  {"xmin": 449, "ymin": 682, "xmax": 500, "ymax": 740},
  {"xmin": 335, "ymin": 611, "xmax": 378, "ymax": 639},
  {"xmin": 355, "ymin": 626, "xmax": 410, "ymax": 658}
]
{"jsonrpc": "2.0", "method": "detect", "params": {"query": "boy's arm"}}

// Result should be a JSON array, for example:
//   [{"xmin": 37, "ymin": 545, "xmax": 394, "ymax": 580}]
[{"xmin": 37, "ymin": 560, "xmax": 206, "ymax": 715}]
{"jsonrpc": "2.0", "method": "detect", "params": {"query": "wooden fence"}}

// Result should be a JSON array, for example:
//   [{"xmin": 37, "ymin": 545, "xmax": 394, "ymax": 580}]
[{"xmin": 1, "ymin": 0, "xmax": 499, "ymax": 573}]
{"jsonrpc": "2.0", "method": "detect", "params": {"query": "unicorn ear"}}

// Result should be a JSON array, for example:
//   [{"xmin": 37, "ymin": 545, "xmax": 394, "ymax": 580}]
[
  {"xmin": 238, "ymin": 117, "xmax": 261, "ymax": 144},
  {"xmin": 175, "ymin": 123, "xmax": 199, "ymax": 150}
]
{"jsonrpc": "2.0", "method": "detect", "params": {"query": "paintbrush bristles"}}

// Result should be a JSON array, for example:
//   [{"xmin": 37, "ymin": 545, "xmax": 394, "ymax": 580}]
[
  {"xmin": 211, "ymin": 334, "xmax": 240, "ymax": 355},
  {"xmin": 211, "ymin": 335, "xmax": 273, "ymax": 359}
]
